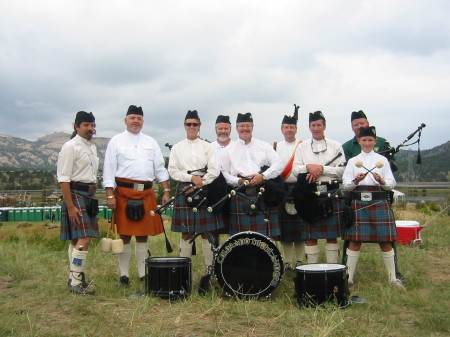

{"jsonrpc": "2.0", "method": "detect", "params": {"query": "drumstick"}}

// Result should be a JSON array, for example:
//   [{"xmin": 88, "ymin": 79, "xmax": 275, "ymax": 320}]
[{"xmin": 353, "ymin": 161, "xmax": 384, "ymax": 182}]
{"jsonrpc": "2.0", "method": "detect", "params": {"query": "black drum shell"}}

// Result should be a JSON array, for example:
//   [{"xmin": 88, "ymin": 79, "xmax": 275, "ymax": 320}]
[
  {"xmin": 214, "ymin": 231, "xmax": 284, "ymax": 298},
  {"xmin": 145, "ymin": 257, "xmax": 192, "ymax": 299},
  {"xmin": 294, "ymin": 263, "xmax": 349, "ymax": 308}
]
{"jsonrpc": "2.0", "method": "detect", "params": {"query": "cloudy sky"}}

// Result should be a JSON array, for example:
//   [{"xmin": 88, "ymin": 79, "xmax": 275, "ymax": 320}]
[{"xmin": 1, "ymin": 0, "xmax": 449, "ymax": 155}]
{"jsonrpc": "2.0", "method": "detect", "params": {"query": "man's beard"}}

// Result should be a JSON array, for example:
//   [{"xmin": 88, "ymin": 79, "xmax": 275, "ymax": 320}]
[{"xmin": 217, "ymin": 135, "xmax": 230, "ymax": 142}]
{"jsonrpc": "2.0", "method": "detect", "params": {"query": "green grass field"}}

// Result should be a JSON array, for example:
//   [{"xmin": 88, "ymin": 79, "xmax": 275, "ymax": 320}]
[{"xmin": 0, "ymin": 205, "xmax": 449, "ymax": 337}]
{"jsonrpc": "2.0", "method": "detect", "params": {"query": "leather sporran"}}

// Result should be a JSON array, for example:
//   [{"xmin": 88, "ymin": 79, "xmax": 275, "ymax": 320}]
[
  {"xmin": 126, "ymin": 199, "xmax": 145, "ymax": 221},
  {"xmin": 284, "ymin": 197, "xmax": 297, "ymax": 216},
  {"xmin": 86, "ymin": 198, "xmax": 99, "ymax": 217}
]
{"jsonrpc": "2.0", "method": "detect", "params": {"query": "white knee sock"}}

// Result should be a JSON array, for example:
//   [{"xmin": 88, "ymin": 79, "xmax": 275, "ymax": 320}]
[
  {"xmin": 346, "ymin": 249, "xmax": 360, "ymax": 283},
  {"xmin": 294, "ymin": 242, "xmax": 306, "ymax": 264},
  {"xmin": 118, "ymin": 244, "xmax": 131, "ymax": 277},
  {"xmin": 201, "ymin": 239, "xmax": 214, "ymax": 267},
  {"xmin": 282, "ymin": 242, "xmax": 294, "ymax": 265},
  {"xmin": 70, "ymin": 248, "xmax": 88, "ymax": 286},
  {"xmin": 381, "ymin": 249, "xmax": 396, "ymax": 282},
  {"xmin": 325, "ymin": 243, "xmax": 340, "ymax": 263},
  {"xmin": 68, "ymin": 244, "xmax": 74, "ymax": 281},
  {"xmin": 135, "ymin": 242, "xmax": 149, "ymax": 278},
  {"xmin": 305, "ymin": 245, "xmax": 320, "ymax": 264},
  {"xmin": 179, "ymin": 238, "xmax": 193, "ymax": 258}
]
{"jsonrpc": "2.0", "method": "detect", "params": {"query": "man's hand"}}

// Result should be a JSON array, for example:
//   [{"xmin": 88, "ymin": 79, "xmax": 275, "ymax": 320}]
[
  {"xmin": 68, "ymin": 205, "xmax": 82, "ymax": 225},
  {"xmin": 247, "ymin": 173, "xmax": 264, "ymax": 187},
  {"xmin": 305, "ymin": 164, "xmax": 323, "ymax": 183}
]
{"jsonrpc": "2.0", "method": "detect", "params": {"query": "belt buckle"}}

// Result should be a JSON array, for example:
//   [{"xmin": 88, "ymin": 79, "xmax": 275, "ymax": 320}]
[
  {"xmin": 88, "ymin": 184, "xmax": 96, "ymax": 194},
  {"xmin": 317, "ymin": 185, "xmax": 327, "ymax": 193},
  {"xmin": 133, "ymin": 183, "xmax": 145, "ymax": 191},
  {"xmin": 361, "ymin": 192, "xmax": 372, "ymax": 201}
]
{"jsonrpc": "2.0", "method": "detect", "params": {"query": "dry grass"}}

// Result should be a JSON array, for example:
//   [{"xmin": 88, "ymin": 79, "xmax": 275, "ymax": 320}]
[{"xmin": 0, "ymin": 204, "xmax": 449, "ymax": 337}]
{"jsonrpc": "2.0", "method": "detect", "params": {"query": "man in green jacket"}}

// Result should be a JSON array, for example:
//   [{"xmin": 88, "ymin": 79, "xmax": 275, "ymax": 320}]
[{"xmin": 342, "ymin": 110, "xmax": 397, "ymax": 171}]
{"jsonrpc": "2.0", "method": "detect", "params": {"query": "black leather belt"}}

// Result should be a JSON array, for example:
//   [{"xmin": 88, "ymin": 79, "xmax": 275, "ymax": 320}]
[
  {"xmin": 351, "ymin": 191, "xmax": 387, "ymax": 201},
  {"xmin": 70, "ymin": 182, "xmax": 97, "ymax": 193},
  {"xmin": 115, "ymin": 179, "xmax": 153, "ymax": 191}
]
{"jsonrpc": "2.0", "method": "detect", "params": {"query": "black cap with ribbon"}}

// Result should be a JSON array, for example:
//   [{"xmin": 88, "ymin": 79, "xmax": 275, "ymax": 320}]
[
  {"xmin": 236, "ymin": 112, "xmax": 253, "ymax": 123},
  {"xmin": 75, "ymin": 111, "xmax": 95, "ymax": 124}
]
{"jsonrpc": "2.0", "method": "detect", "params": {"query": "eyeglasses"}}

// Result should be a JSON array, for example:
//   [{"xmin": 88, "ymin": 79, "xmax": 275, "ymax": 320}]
[
  {"xmin": 185, "ymin": 123, "xmax": 199, "ymax": 127},
  {"xmin": 311, "ymin": 139, "xmax": 327, "ymax": 154}
]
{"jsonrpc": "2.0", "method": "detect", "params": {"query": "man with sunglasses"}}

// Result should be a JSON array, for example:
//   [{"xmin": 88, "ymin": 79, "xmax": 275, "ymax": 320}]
[
  {"xmin": 103, "ymin": 105, "xmax": 171, "ymax": 287},
  {"xmin": 292, "ymin": 111, "xmax": 345, "ymax": 264},
  {"xmin": 168, "ymin": 110, "xmax": 224, "ymax": 271},
  {"xmin": 220, "ymin": 112, "xmax": 283, "ymax": 237}
]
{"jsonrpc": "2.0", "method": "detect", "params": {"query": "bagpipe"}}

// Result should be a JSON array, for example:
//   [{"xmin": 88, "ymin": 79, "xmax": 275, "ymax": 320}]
[
  {"xmin": 150, "ymin": 167, "xmax": 228, "ymax": 214},
  {"xmin": 207, "ymin": 166, "xmax": 286, "ymax": 222},
  {"xmin": 377, "ymin": 123, "xmax": 426, "ymax": 165},
  {"xmin": 292, "ymin": 152, "xmax": 344, "ymax": 223}
]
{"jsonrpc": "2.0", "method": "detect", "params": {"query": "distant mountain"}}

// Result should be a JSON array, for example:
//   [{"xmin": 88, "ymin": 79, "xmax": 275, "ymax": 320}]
[
  {"xmin": 395, "ymin": 141, "xmax": 450, "ymax": 182},
  {"xmin": 0, "ymin": 133, "xmax": 449, "ymax": 182},
  {"xmin": 0, "ymin": 132, "xmax": 110, "ymax": 169}
]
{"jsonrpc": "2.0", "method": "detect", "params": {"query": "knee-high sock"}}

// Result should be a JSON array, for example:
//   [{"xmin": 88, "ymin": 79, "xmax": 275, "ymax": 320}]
[
  {"xmin": 282, "ymin": 242, "xmax": 294, "ymax": 265},
  {"xmin": 381, "ymin": 249, "xmax": 396, "ymax": 282},
  {"xmin": 325, "ymin": 243, "xmax": 340, "ymax": 263},
  {"xmin": 68, "ymin": 244, "xmax": 74, "ymax": 281},
  {"xmin": 179, "ymin": 238, "xmax": 193, "ymax": 258},
  {"xmin": 305, "ymin": 245, "xmax": 320, "ymax": 264},
  {"xmin": 294, "ymin": 242, "xmax": 306, "ymax": 264},
  {"xmin": 135, "ymin": 242, "xmax": 149, "ymax": 278},
  {"xmin": 201, "ymin": 238, "xmax": 214, "ymax": 267},
  {"xmin": 118, "ymin": 244, "xmax": 131, "ymax": 277},
  {"xmin": 346, "ymin": 249, "xmax": 360, "ymax": 283},
  {"xmin": 70, "ymin": 248, "xmax": 88, "ymax": 286}
]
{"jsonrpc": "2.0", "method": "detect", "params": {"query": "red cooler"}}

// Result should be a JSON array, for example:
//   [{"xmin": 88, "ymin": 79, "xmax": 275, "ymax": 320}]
[{"xmin": 396, "ymin": 220, "xmax": 424, "ymax": 245}]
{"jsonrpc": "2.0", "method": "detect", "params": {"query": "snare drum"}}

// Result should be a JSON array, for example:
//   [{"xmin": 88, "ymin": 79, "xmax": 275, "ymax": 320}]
[
  {"xmin": 294, "ymin": 263, "xmax": 349, "ymax": 308},
  {"xmin": 145, "ymin": 257, "xmax": 191, "ymax": 299},
  {"xmin": 214, "ymin": 231, "xmax": 284, "ymax": 298}
]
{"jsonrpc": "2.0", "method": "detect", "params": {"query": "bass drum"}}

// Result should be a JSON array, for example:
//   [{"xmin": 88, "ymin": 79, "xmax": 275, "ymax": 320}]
[
  {"xmin": 294, "ymin": 263, "xmax": 349, "ymax": 308},
  {"xmin": 214, "ymin": 231, "xmax": 284, "ymax": 298}
]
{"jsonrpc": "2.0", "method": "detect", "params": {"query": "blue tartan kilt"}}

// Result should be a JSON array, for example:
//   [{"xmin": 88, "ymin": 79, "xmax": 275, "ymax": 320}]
[
  {"xmin": 301, "ymin": 197, "xmax": 344, "ymax": 240},
  {"xmin": 171, "ymin": 183, "xmax": 224, "ymax": 233},
  {"xmin": 228, "ymin": 192, "xmax": 280, "ymax": 237},
  {"xmin": 343, "ymin": 186, "xmax": 397, "ymax": 242},
  {"xmin": 278, "ymin": 203, "xmax": 308, "ymax": 242},
  {"xmin": 60, "ymin": 190, "xmax": 99, "ymax": 240}
]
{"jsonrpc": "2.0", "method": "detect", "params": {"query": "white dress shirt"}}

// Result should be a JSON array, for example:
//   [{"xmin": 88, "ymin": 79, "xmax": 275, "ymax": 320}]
[
  {"xmin": 57, "ymin": 135, "xmax": 98, "ymax": 184},
  {"xmin": 168, "ymin": 138, "xmax": 220, "ymax": 185},
  {"xmin": 103, "ymin": 130, "xmax": 169, "ymax": 188},
  {"xmin": 211, "ymin": 140, "xmax": 234, "ymax": 162},
  {"xmin": 276, "ymin": 140, "xmax": 301, "ymax": 183},
  {"xmin": 221, "ymin": 138, "xmax": 283, "ymax": 186},
  {"xmin": 292, "ymin": 137, "xmax": 345, "ymax": 181},
  {"xmin": 342, "ymin": 150, "xmax": 396, "ymax": 191}
]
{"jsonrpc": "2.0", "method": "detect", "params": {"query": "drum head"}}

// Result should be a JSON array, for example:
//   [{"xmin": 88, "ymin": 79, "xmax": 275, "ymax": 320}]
[
  {"xmin": 214, "ymin": 231, "xmax": 284, "ymax": 298},
  {"xmin": 296, "ymin": 263, "xmax": 346, "ymax": 272}
]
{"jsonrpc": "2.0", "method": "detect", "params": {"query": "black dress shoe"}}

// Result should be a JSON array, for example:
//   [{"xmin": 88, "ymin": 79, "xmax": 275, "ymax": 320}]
[
  {"xmin": 118, "ymin": 275, "xmax": 130, "ymax": 287},
  {"xmin": 69, "ymin": 283, "xmax": 95, "ymax": 295}
]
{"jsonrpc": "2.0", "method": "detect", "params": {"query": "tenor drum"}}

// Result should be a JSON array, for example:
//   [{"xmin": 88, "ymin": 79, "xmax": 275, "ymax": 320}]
[
  {"xmin": 294, "ymin": 263, "xmax": 349, "ymax": 308},
  {"xmin": 214, "ymin": 231, "xmax": 284, "ymax": 298},
  {"xmin": 145, "ymin": 257, "xmax": 191, "ymax": 299}
]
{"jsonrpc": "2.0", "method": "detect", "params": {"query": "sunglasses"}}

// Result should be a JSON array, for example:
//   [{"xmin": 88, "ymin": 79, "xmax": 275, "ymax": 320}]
[{"xmin": 184, "ymin": 123, "xmax": 199, "ymax": 127}]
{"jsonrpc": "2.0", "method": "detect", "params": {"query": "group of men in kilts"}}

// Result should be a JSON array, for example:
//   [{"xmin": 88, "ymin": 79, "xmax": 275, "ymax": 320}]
[{"xmin": 57, "ymin": 106, "xmax": 404, "ymax": 295}]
